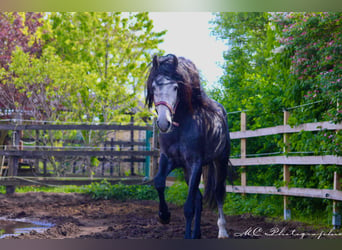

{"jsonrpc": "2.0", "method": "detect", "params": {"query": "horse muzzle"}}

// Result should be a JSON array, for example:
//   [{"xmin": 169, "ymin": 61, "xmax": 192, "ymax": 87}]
[
  {"xmin": 155, "ymin": 101, "xmax": 179, "ymax": 133},
  {"xmin": 156, "ymin": 105, "xmax": 173, "ymax": 133}
]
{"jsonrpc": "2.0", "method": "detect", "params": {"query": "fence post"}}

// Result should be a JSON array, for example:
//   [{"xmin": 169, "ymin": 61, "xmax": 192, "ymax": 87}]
[
  {"xmin": 6, "ymin": 113, "xmax": 21, "ymax": 194},
  {"xmin": 35, "ymin": 129, "xmax": 40, "ymax": 174},
  {"xmin": 110, "ymin": 138, "xmax": 114, "ymax": 176},
  {"xmin": 145, "ymin": 129, "xmax": 152, "ymax": 180},
  {"xmin": 42, "ymin": 124, "xmax": 47, "ymax": 176},
  {"xmin": 332, "ymin": 101, "xmax": 341, "ymax": 228},
  {"xmin": 333, "ymin": 172, "xmax": 341, "ymax": 229},
  {"xmin": 130, "ymin": 115, "xmax": 135, "ymax": 176},
  {"xmin": 240, "ymin": 112, "xmax": 247, "ymax": 194},
  {"xmin": 283, "ymin": 110, "xmax": 291, "ymax": 220},
  {"xmin": 73, "ymin": 161, "xmax": 76, "ymax": 174},
  {"xmin": 151, "ymin": 117, "xmax": 158, "ymax": 178},
  {"xmin": 43, "ymin": 159, "xmax": 47, "ymax": 176},
  {"xmin": 102, "ymin": 141, "xmax": 107, "ymax": 176}
]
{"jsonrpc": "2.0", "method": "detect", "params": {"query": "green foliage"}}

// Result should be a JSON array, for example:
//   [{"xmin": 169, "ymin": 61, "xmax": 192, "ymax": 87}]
[
  {"xmin": 211, "ymin": 12, "xmax": 342, "ymax": 224},
  {"xmin": 289, "ymin": 130, "xmax": 342, "ymax": 157},
  {"xmin": 211, "ymin": 12, "xmax": 291, "ymax": 130},
  {"xmin": 210, "ymin": 12, "xmax": 291, "ymax": 160},
  {"xmin": 165, "ymin": 181, "xmax": 188, "ymax": 206},
  {"xmin": 83, "ymin": 180, "xmax": 158, "ymax": 201},
  {"xmin": 224, "ymin": 193, "xmax": 282, "ymax": 217},
  {"xmin": 288, "ymin": 196, "xmax": 342, "ymax": 226},
  {"xmin": 0, "ymin": 12, "xmax": 165, "ymax": 176},
  {"xmin": 245, "ymin": 165, "xmax": 283, "ymax": 187},
  {"xmin": 2, "ymin": 12, "xmax": 165, "ymax": 124},
  {"xmin": 223, "ymin": 193, "xmax": 341, "ymax": 226},
  {"xmin": 41, "ymin": 12, "xmax": 165, "ymax": 124},
  {"xmin": 171, "ymin": 168, "xmax": 186, "ymax": 182},
  {"xmin": 211, "ymin": 12, "xmax": 341, "ymax": 156},
  {"xmin": 0, "ymin": 185, "xmax": 84, "ymax": 194},
  {"xmin": 7, "ymin": 45, "xmax": 90, "ymax": 121},
  {"xmin": 274, "ymin": 12, "xmax": 342, "ymax": 124}
]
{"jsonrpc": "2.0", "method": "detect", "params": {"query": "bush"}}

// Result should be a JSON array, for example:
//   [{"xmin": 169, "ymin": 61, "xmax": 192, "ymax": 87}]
[
  {"xmin": 165, "ymin": 181, "xmax": 188, "ymax": 206},
  {"xmin": 83, "ymin": 180, "xmax": 158, "ymax": 201},
  {"xmin": 223, "ymin": 193, "xmax": 282, "ymax": 217}
]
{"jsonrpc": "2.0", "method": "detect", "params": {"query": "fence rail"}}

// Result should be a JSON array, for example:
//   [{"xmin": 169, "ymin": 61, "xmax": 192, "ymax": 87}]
[
  {"xmin": 231, "ymin": 155, "xmax": 342, "ymax": 166},
  {"xmin": 0, "ymin": 176, "xmax": 148, "ymax": 186},
  {"xmin": 0, "ymin": 123, "xmax": 153, "ymax": 131},
  {"xmin": 226, "ymin": 185, "xmax": 342, "ymax": 201},
  {"xmin": 230, "ymin": 121, "xmax": 342, "ymax": 139},
  {"xmin": 226, "ymin": 111, "xmax": 341, "ymax": 226},
  {"xmin": 0, "ymin": 150, "xmax": 159, "ymax": 158},
  {"xmin": 1, "ymin": 114, "xmax": 341, "ymax": 225},
  {"xmin": 0, "ymin": 119, "xmax": 159, "ymax": 194}
]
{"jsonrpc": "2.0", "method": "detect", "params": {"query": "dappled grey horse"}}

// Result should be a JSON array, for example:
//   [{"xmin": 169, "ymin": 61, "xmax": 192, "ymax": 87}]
[{"xmin": 146, "ymin": 54, "xmax": 234, "ymax": 239}]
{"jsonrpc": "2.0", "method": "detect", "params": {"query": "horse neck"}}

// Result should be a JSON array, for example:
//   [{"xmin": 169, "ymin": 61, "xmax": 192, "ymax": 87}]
[{"xmin": 174, "ymin": 101, "xmax": 194, "ymax": 122}]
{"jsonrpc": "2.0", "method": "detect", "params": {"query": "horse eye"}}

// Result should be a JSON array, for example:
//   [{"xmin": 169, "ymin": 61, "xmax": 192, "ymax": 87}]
[
  {"xmin": 173, "ymin": 85, "xmax": 178, "ymax": 91},
  {"xmin": 152, "ymin": 86, "xmax": 156, "ymax": 92}
]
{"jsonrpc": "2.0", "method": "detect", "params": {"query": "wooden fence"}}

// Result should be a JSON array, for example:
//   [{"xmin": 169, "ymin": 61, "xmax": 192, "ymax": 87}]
[
  {"xmin": 227, "ymin": 111, "xmax": 342, "ymax": 226},
  {"xmin": 0, "ymin": 120, "xmax": 159, "ymax": 193},
  {"xmin": 1, "ymin": 113, "xmax": 341, "ymax": 225}
]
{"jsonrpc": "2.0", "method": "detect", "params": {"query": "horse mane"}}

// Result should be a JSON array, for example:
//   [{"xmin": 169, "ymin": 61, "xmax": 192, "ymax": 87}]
[{"xmin": 146, "ymin": 54, "xmax": 214, "ymax": 114}]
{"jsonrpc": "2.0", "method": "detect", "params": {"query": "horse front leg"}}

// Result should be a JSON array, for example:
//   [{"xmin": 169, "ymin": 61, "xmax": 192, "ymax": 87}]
[
  {"xmin": 184, "ymin": 160, "xmax": 202, "ymax": 239},
  {"xmin": 154, "ymin": 153, "xmax": 173, "ymax": 224}
]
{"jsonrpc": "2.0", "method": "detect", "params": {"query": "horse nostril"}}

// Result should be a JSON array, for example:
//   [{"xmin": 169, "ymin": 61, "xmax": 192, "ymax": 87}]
[{"xmin": 156, "ymin": 119, "xmax": 172, "ymax": 133}]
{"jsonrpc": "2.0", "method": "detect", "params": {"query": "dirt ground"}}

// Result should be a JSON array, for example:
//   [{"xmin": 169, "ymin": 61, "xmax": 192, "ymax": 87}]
[{"xmin": 0, "ymin": 192, "xmax": 341, "ymax": 239}]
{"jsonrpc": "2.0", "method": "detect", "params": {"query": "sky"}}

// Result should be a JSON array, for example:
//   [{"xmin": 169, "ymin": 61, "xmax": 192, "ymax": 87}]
[{"xmin": 148, "ymin": 12, "xmax": 227, "ymax": 88}]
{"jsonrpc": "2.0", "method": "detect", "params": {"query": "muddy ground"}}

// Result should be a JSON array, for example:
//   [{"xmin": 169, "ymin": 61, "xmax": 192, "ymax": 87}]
[{"xmin": 0, "ymin": 192, "xmax": 341, "ymax": 239}]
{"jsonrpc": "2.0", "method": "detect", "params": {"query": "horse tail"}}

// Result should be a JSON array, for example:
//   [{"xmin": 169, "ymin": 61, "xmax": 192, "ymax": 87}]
[
  {"xmin": 202, "ymin": 163, "xmax": 218, "ymax": 209},
  {"xmin": 203, "ymin": 159, "xmax": 236, "ymax": 209},
  {"xmin": 227, "ymin": 159, "xmax": 237, "ymax": 185}
]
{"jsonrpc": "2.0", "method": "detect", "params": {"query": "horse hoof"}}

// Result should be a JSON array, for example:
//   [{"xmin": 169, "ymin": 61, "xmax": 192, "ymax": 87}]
[
  {"xmin": 192, "ymin": 233, "xmax": 201, "ymax": 239},
  {"xmin": 218, "ymin": 232, "xmax": 229, "ymax": 239},
  {"xmin": 158, "ymin": 211, "xmax": 171, "ymax": 224}
]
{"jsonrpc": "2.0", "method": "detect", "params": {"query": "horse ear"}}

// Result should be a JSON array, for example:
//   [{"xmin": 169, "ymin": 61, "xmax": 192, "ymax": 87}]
[
  {"xmin": 152, "ymin": 55, "xmax": 159, "ymax": 68},
  {"xmin": 171, "ymin": 54, "xmax": 178, "ymax": 71}
]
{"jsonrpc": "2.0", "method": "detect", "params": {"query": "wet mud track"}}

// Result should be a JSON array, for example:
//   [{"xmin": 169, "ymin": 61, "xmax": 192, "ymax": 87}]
[{"xmin": 0, "ymin": 192, "xmax": 340, "ymax": 239}]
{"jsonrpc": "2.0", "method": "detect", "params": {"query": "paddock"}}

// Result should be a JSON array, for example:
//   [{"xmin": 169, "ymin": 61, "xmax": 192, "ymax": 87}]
[
  {"xmin": 0, "ymin": 192, "xmax": 340, "ymax": 239},
  {"xmin": 0, "ymin": 112, "xmax": 342, "ymax": 238}
]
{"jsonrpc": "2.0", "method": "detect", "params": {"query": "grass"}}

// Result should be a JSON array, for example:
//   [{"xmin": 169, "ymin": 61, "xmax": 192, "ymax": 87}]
[
  {"xmin": 0, "ymin": 180, "xmax": 158, "ymax": 201},
  {"xmin": 0, "ymin": 185, "xmax": 85, "ymax": 194},
  {"xmin": 84, "ymin": 180, "xmax": 158, "ymax": 201}
]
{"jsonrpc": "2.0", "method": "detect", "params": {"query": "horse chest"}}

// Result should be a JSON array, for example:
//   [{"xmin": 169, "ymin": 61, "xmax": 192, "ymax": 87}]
[{"xmin": 160, "ymin": 128, "xmax": 202, "ymax": 166}]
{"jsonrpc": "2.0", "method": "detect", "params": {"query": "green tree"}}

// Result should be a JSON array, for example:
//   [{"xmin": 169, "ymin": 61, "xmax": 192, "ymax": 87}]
[
  {"xmin": 42, "ymin": 12, "xmax": 165, "ymax": 123},
  {"xmin": 2, "ymin": 12, "xmax": 165, "ymax": 124},
  {"xmin": 1, "ymin": 12, "xmax": 165, "ymax": 175},
  {"xmin": 274, "ymin": 12, "xmax": 341, "ymax": 124},
  {"xmin": 211, "ymin": 12, "xmax": 292, "ymax": 160},
  {"xmin": 211, "ymin": 12, "xmax": 341, "ymax": 222},
  {"xmin": 0, "ymin": 12, "xmax": 45, "ymax": 149},
  {"xmin": 273, "ymin": 12, "xmax": 342, "ymax": 157}
]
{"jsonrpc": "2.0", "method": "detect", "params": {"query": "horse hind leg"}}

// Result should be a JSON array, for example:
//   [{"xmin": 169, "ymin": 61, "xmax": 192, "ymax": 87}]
[
  {"xmin": 214, "ymin": 160, "xmax": 229, "ymax": 239},
  {"xmin": 217, "ymin": 203, "xmax": 229, "ymax": 238},
  {"xmin": 192, "ymin": 189, "xmax": 203, "ymax": 239}
]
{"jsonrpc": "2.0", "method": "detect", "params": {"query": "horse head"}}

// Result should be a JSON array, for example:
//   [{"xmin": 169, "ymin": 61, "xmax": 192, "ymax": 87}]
[
  {"xmin": 146, "ymin": 54, "xmax": 201, "ymax": 133},
  {"xmin": 146, "ymin": 54, "xmax": 181, "ymax": 133}
]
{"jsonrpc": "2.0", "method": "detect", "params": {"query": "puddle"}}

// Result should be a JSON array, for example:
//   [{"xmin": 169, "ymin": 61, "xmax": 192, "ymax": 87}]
[{"xmin": 0, "ymin": 217, "xmax": 54, "ymax": 238}]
